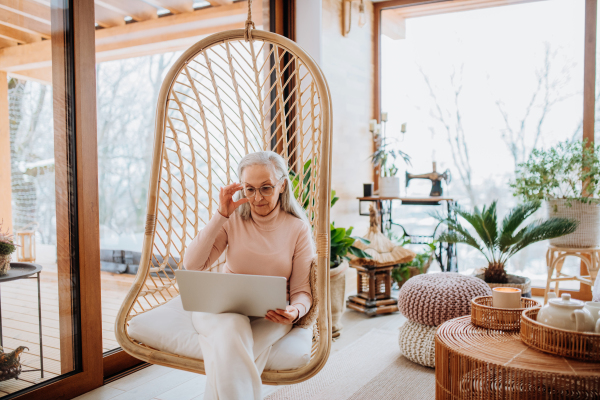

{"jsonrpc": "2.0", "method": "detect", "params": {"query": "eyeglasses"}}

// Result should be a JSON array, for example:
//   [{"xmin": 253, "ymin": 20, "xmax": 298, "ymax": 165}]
[{"xmin": 242, "ymin": 178, "xmax": 284, "ymax": 198}]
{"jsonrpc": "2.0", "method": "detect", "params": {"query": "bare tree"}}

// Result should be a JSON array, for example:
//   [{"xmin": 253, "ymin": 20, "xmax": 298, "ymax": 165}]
[{"xmin": 420, "ymin": 64, "xmax": 476, "ymax": 204}]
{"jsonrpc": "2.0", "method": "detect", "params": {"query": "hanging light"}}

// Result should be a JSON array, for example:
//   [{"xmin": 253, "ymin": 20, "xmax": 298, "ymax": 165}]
[{"xmin": 358, "ymin": 0, "xmax": 367, "ymax": 28}]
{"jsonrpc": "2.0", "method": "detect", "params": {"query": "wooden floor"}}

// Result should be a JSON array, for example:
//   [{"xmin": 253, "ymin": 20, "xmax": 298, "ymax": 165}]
[
  {"xmin": 0, "ymin": 265, "xmax": 134, "ymax": 397},
  {"xmin": 73, "ymin": 305, "xmax": 408, "ymax": 400}
]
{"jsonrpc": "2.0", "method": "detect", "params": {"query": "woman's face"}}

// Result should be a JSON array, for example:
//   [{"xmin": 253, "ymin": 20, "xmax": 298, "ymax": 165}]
[{"xmin": 241, "ymin": 164, "xmax": 285, "ymax": 216}]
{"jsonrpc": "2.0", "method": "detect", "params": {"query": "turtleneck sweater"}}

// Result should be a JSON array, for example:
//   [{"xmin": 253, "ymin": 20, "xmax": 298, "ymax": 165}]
[{"xmin": 183, "ymin": 205, "xmax": 314, "ymax": 319}]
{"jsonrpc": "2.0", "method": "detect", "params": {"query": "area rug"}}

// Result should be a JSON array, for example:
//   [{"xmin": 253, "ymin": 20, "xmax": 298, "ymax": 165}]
[{"xmin": 264, "ymin": 329, "xmax": 435, "ymax": 400}]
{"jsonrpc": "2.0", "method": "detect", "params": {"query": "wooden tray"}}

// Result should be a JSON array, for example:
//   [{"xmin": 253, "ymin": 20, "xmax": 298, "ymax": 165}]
[
  {"xmin": 470, "ymin": 296, "xmax": 539, "ymax": 331},
  {"xmin": 521, "ymin": 308, "xmax": 600, "ymax": 362}
]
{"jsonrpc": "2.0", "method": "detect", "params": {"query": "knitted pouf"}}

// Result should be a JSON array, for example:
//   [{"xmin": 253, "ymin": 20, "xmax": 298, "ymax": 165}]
[
  {"xmin": 398, "ymin": 272, "xmax": 492, "ymax": 326},
  {"xmin": 398, "ymin": 320, "xmax": 437, "ymax": 368}
]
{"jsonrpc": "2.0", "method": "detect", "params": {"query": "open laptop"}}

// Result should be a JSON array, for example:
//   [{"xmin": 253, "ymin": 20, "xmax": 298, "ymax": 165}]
[{"xmin": 175, "ymin": 270, "xmax": 288, "ymax": 317}]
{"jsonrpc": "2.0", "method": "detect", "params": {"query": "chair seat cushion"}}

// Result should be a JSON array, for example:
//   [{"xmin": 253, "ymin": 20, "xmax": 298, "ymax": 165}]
[
  {"xmin": 398, "ymin": 320, "xmax": 437, "ymax": 368},
  {"xmin": 127, "ymin": 296, "xmax": 312, "ymax": 371},
  {"xmin": 398, "ymin": 272, "xmax": 492, "ymax": 326}
]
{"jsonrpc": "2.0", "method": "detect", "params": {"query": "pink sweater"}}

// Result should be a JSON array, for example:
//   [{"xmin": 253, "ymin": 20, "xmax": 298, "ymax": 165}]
[{"xmin": 183, "ymin": 205, "xmax": 315, "ymax": 319}]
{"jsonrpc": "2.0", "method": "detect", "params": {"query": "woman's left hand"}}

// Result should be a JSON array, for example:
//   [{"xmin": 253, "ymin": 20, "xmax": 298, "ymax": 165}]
[{"xmin": 266, "ymin": 306, "xmax": 298, "ymax": 325}]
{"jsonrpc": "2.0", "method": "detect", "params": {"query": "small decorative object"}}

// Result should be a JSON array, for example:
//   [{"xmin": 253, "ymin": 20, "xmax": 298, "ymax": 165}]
[
  {"xmin": 363, "ymin": 183, "xmax": 373, "ymax": 197},
  {"xmin": 536, "ymin": 293, "xmax": 596, "ymax": 332},
  {"xmin": 434, "ymin": 200, "xmax": 578, "ymax": 292},
  {"xmin": 471, "ymin": 296, "xmax": 540, "ymax": 331},
  {"xmin": 521, "ymin": 307, "xmax": 600, "ymax": 362},
  {"xmin": 0, "ymin": 222, "xmax": 17, "ymax": 276},
  {"xmin": 347, "ymin": 205, "xmax": 415, "ymax": 315},
  {"xmin": 15, "ymin": 223, "xmax": 37, "ymax": 262},
  {"xmin": 512, "ymin": 139, "xmax": 600, "ymax": 247},
  {"xmin": 491, "ymin": 287, "xmax": 521, "ymax": 309},
  {"xmin": 0, "ymin": 346, "xmax": 28, "ymax": 382},
  {"xmin": 405, "ymin": 162, "xmax": 451, "ymax": 197},
  {"xmin": 398, "ymin": 320, "xmax": 436, "ymax": 368}
]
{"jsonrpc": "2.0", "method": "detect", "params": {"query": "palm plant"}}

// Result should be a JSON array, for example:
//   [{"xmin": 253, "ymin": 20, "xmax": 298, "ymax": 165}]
[{"xmin": 434, "ymin": 201, "xmax": 578, "ymax": 283}]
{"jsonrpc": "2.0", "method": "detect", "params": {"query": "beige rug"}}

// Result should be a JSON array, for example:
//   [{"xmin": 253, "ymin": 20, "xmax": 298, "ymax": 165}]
[{"xmin": 265, "ymin": 329, "xmax": 435, "ymax": 400}]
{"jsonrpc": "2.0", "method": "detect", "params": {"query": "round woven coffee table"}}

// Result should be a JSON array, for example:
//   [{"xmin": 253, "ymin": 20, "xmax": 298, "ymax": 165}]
[{"xmin": 435, "ymin": 316, "xmax": 600, "ymax": 399}]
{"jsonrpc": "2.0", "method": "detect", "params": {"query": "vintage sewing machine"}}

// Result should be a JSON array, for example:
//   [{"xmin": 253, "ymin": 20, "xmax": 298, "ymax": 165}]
[{"xmin": 405, "ymin": 162, "xmax": 451, "ymax": 197}]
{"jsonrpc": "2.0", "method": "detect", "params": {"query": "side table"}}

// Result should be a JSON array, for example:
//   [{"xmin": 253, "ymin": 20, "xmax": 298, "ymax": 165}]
[
  {"xmin": 346, "ymin": 262, "xmax": 398, "ymax": 316},
  {"xmin": 435, "ymin": 316, "xmax": 600, "ymax": 399},
  {"xmin": 1, "ymin": 263, "xmax": 44, "ymax": 378},
  {"xmin": 544, "ymin": 246, "xmax": 600, "ymax": 304}
]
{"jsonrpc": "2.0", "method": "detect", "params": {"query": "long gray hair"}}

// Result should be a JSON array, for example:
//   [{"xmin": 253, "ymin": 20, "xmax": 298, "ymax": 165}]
[{"xmin": 236, "ymin": 151, "xmax": 309, "ymax": 225}]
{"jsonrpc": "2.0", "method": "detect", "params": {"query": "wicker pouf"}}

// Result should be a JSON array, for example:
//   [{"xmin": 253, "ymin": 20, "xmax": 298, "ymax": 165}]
[
  {"xmin": 398, "ymin": 320, "xmax": 437, "ymax": 368},
  {"xmin": 398, "ymin": 272, "xmax": 492, "ymax": 326}
]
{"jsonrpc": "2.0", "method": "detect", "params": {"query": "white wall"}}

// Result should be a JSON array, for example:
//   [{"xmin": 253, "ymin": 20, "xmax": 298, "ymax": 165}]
[{"xmin": 295, "ymin": 0, "xmax": 323, "ymax": 65}]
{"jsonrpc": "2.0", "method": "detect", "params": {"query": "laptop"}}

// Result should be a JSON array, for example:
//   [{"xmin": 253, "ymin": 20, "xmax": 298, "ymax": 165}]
[{"xmin": 175, "ymin": 270, "xmax": 288, "ymax": 317}]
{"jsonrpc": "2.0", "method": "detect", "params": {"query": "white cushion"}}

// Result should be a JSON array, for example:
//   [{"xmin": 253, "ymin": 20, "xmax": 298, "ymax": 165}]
[{"xmin": 128, "ymin": 296, "xmax": 312, "ymax": 371}]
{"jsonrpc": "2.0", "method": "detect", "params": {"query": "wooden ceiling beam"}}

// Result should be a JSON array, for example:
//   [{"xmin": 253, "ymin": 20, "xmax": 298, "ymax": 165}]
[
  {"xmin": 0, "ymin": 7, "xmax": 50, "ymax": 37},
  {"xmin": 0, "ymin": 0, "xmax": 51, "ymax": 24},
  {"xmin": 0, "ymin": 1, "xmax": 260, "ymax": 71},
  {"xmin": 206, "ymin": 0, "xmax": 234, "ymax": 5},
  {"xmin": 0, "ymin": 24, "xmax": 41, "ymax": 43},
  {"xmin": 389, "ymin": 0, "xmax": 545, "ymax": 18},
  {"xmin": 94, "ymin": 5, "xmax": 127, "ymax": 27},
  {"xmin": 0, "ymin": 38, "xmax": 18, "ymax": 48},
  {"xmin": 8, "ymin": 67, "xmax": 52, "ymax": 84},
  {"xmin": 94, "ymin": 0, "xmax": 158, "ymax": 22},
  {"xmin": 142, "ymin": 0, "xmax": 193, "ymax": 14}
]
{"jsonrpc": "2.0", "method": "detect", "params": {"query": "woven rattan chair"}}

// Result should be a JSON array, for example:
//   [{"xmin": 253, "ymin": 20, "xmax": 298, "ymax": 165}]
[{"xmin": 114, "ymin": 4, "xmax": 333, "ymax": 385}]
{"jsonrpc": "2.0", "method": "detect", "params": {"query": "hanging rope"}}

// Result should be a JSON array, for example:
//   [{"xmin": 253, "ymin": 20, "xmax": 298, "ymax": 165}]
[{"xmin": 245, "ymin": 0, "xmax": 255, "ymax": 42}]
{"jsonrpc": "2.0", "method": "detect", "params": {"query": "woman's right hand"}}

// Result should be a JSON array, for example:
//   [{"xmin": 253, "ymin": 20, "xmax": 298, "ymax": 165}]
[{"xmin": 218, "ymin": 182, "xmax": 249, "ymax": 217}]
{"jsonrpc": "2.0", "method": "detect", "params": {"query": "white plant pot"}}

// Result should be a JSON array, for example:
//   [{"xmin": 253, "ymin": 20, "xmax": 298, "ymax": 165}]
[
  {"xmin": 379, "ymin": 176, "xmax": 400, "ymax": 197},
  {"xmin": 330, "ymin": 260, "xmax": 348, "ymax": 337},
  {"xmin": 547, "ymin": 199, "xmax": 600, "ymax": 248}
]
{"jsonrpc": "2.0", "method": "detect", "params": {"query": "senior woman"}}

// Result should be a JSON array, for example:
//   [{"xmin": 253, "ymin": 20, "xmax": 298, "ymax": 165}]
[{"xmin": 183, "ymin": 151, "xmax": 315, "ymax": 400}]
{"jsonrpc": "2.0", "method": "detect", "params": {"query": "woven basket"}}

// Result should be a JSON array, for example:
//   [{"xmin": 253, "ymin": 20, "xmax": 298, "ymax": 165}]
[
  {"xmin": 471, "ymin": 296, "xmax": 540, "ymax": 331},
  {"xmin": 520, "ymin": 308, "xmax": 600, "ymax": 362},
  {"xmin": 547, "ymin": 199, "xmax": 600, "ymax": 247}
]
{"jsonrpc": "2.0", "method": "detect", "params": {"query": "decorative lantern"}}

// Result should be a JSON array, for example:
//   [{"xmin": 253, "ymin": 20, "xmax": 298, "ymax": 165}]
[
  {"xmin": 16, "ymin": 227, "xmax": 36, "ymax": 262},
  {"xmin": 347, "ymin": 205, "xmax": 415, "ymax": 315}
]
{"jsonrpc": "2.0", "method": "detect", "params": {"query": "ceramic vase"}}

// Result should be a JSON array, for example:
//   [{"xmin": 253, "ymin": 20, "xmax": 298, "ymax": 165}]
[
  {"xmin": 379, "ymin": 176, "xmax": 400, "ymax": 197},
  {"xmin": 0, "ymin": 255, "xmax": 11, "ymax": 275}
]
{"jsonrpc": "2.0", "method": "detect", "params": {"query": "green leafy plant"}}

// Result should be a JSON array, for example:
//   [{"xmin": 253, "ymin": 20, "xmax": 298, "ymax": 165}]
[
  {"xmin": 0, "ymin": 222, "xmax": 16, "ymax": 256},
  {"xmin": 391, "ymin": 242, "xmax": 436, "ymax": 284},
  {"xmin": 512, "ymin": 140, "xmax": 600, "ymax": 207},
  {"xmin": 289, "ymin": 159, "xmax": 338, "ymax": 209},
  {"xmin": 370, "ymin": 137, "xmax": 410, "ymax": 177},
  {"xmin": 433, "ymin": 201, "xmax": 578, "ymax": 283},
  {"xmin": 330, "ymin": 223, "xmax": 371, "ymax": 268}
]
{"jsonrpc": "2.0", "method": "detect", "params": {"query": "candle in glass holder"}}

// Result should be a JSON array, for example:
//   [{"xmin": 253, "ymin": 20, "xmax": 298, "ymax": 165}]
[{"xmin": 492, "ymin": 287, "xmax": 521, "ymax": 309}]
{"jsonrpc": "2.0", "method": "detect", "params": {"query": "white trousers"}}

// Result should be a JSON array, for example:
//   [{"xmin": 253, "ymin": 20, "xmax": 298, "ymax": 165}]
[{"xmin": 191, "ymin": 312, "xmax": 292, "ymax": 400}]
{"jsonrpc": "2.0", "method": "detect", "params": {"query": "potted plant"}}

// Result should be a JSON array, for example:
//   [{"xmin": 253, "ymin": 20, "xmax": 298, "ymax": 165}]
[
  {"xmin": 370, "ymin": 135, "xmax": 410, "ymax": 197},
  {"xmin": 330, "ymin": 222, "xmax": 370, "ymax": 337},
  {"xmin": 512, "ymin": 140, "xmax": 600, "ymax": 247},
  {"xmin": 391, "ymin": 242, "xmax": 436, "ymax": 289},
  {"xmin": 0, "ymin": 222, "xmax": 16, "ymax": 275},
  {"xmin": 434, "ymin": 201, "xmax": 578, "ymax": 295}
]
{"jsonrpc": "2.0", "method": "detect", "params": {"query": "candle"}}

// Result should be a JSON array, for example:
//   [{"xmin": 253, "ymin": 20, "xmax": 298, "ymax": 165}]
[
  {"xmin": 369, "ymin": 119, "xmax": 377, "ymax": 132},
  {"xmin": 401, "ymin": 123, "xmax": 407, "ymax": 133},
  {"xmin": 381, "ymin": 112, "xmax": 388, "ymax": 122},
  {"xmin": 492, "ymin": 287, "xmax": 522, "ymax": 309}
]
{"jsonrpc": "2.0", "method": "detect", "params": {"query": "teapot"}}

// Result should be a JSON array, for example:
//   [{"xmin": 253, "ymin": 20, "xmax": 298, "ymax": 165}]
[{"xmin": 537, "ymin": 293, "xmax": 595, "ymax": 332}]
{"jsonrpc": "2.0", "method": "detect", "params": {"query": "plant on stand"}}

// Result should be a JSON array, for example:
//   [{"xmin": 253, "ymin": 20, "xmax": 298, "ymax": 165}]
[
  {"xmin": 0, "ymin": 222, "xmax": 16, "ymax": 275},
  {"xmin": 512, "ymin": 139, "xmax": 600, "ymax": 248},
  {"xmin": 370, "ymin": 127, "xmax": 410, "ymax": 197},
  {"xmin": 434, "ymin": 201, "xmax": 578, "ymax": 296}
]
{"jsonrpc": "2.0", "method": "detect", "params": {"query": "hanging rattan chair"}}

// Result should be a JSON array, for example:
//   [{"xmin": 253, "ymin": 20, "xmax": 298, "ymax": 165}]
[{"xmin": 114, "ymin": 2, "xmax": 333, "ymax": 385}]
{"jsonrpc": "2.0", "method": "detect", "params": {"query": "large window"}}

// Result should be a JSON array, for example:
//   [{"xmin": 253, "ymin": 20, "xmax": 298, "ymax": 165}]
[{"xmin": 380, "ymin": 0, "xmax": 585, "ymax": 288}]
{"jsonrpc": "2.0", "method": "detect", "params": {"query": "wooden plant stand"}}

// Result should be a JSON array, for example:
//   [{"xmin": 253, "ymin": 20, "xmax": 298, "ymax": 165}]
[
  {"xmin": 435, "ymin": 316, "xmax": 600, "ymax": 399},
  {"xmin": 346, "ymin": 262, "xmax": 398, "ymax": 316},
  {"xmin": 544, "ymin": 245, "xmax": 600, "ymax": 304}
]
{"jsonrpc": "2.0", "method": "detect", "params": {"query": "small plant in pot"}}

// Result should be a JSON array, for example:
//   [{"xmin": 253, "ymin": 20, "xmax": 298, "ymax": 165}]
[
  {"xmin": 370, "ymin": 135, "xmax": 410, "ymax": 198},
  {"xmin": 512, "ymin": 139, "xmax": 600, "ymax": 248},
  {"xmin": 0, "ymin": 222, "xmax": 16, "ymax": 275},
  {"xmin": 330, "ymin": 223, "xmax": 371, "ymax": 337},
  {"xmin": 434, "ymin": 201, "xmax": 578, "ymax": 295},
  {"xmin": 391, "ymin": 241, "xmax": 436, "ymax": 289}
]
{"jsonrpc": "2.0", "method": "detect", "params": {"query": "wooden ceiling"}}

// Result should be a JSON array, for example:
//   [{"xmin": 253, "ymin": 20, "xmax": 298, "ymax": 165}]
[{"xmin": 0, "ymin": 0, "xmax": 261, "ymax": 83}]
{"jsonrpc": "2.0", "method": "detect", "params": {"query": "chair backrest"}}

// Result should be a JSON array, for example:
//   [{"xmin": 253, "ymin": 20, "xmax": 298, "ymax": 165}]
[{"xmin": 116, "ymin": 29, "xmax": 332, "ymax": 384}]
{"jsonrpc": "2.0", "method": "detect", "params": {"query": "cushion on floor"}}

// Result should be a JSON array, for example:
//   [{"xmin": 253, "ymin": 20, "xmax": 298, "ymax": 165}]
[
  {"xmin": 398, "ymin": 272, "xmax": 492, "ymax": 326},
  {"xmin": 398, "ymin": 320, "xmax": 437, "ymax": 368},
  {"xmin": 128, "ymin": 296, "xmax": 312, "ymax": 371}
]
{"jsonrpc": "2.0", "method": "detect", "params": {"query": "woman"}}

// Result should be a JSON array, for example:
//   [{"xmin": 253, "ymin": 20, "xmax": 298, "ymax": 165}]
[{"xmin": 183, "ymin": 151, "xmax": 315, "ymax": 400}]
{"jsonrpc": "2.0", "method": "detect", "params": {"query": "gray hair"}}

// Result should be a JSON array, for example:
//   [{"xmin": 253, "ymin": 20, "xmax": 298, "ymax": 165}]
[{"xmin": 236, "ymin": 151, "xmax": 309, "ymax": 225}]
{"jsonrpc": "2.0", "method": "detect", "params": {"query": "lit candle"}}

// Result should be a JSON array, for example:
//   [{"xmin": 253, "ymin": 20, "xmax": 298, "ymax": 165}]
[{"xmin": 492, "ymin": 287, "xmax": 522, "ymax": 309}]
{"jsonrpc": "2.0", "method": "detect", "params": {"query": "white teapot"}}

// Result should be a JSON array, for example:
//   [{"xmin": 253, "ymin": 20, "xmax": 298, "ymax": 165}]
[{"xmin": 537, "ymin": 293, "xmax": 595, "ymax": 332}]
